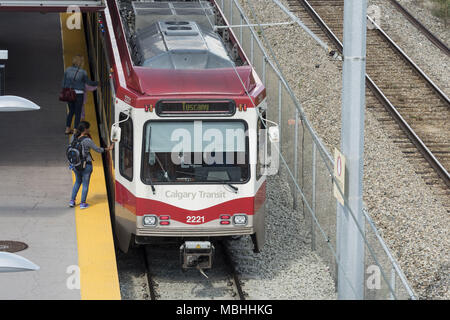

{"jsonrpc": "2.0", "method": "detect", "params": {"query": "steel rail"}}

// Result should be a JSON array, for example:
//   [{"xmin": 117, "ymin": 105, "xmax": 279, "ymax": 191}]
[
  {"xmin": 142, "ymin": 242, "xmax": 245, "ymax": 300},
  {"xmin": 300, "ymin": 0, "xmax": 450, "ymax": 188},
  {"xmin": 142, "ymin": 246, "xmax": 158, "ymax": 300},
  {"xmin": 218, "ymin": 241, "xmax": 246, "ymax": 300},
  {"xmin": 388, "ymin": 0, "xmax": 450, "ymax": 57},
  {"xmin": 367, "ymin": 15, "xmax": 450, "ymax": 106}
]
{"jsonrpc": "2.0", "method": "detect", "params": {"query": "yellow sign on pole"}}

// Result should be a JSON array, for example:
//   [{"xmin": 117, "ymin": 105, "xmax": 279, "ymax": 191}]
[{"xmin": 334, "ymin": 148, "xmax": 346, "ymax": 206}]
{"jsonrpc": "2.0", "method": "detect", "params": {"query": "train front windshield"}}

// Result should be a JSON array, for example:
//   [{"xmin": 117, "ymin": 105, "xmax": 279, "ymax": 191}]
[{"xmin": 141, "ymin": 120, "xmax": 249, "ymax": 184}]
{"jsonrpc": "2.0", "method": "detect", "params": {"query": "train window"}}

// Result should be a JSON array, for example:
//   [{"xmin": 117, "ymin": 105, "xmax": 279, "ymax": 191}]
[
  {"xmin": 141, "ymin": 120, "xmax": 249, "ymax": 185},
  {"xmin": 119, "ymin": 113, "xmax": 133, "ymax": 181}
]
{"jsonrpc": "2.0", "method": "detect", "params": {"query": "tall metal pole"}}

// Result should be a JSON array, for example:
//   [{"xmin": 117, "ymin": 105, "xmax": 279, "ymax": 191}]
[{"xmin": 337, "ymin": 0, "xmax": 367, "ymax": 300}]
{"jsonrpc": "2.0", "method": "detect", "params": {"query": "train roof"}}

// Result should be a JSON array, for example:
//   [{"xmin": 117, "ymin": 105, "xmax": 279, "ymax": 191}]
[
  {"xmin": 131, "ymin": 20, "xmax": 234, "ymax": 70},
  {"xmin": 133, "ymin": 66, "xmax": 255, "ymax": 96},
  {"xmin": 109, "ymin": 0, "xmax": 263, "ymax": 99},
  {"xmin": 129, "ymin": 1, "xmax": 235, "ymax": 70},
  {"xmin": 132, "ymin": 1, "xmax": 215, "ymax": 32}
]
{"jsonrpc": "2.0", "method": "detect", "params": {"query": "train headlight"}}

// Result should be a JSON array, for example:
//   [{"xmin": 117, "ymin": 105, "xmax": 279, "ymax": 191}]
[
  {"xmin": 233, "ymin": 214, "xmax": 248, "ymax": 226},
  {"xmin": 143, "ymin": 215, "xmax": 157, "ymax": 226}
]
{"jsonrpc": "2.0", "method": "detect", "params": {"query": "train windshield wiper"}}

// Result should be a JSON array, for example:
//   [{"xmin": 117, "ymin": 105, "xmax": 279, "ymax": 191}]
[
  {"xmin": 155, "ymin": 154, "xmax": 170, "ymax": 181},
  {"xmin": 145, "ymin": 176, "xmax": 156, "ymax": 195},
  {"xmin": 175, "ymin": 170, "xmax": 238, "ymax": 193}
]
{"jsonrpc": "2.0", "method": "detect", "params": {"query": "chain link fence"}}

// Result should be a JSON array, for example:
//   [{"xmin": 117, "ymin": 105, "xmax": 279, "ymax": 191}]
[{"xmin": 218, "ymin": 0, "xmax": 416, "ymax": 299}]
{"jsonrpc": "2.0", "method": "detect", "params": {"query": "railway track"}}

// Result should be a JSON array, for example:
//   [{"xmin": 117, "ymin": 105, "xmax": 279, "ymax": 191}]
[
  {"xmin": 141, "ymin": 241, "xmax": 246, "ymax": 300},
  {"xmin": 286, "ymin": 0, "xmax": 450, "ymax": 205},
  {"xmin": 387, "ymin": 0, "xmax": 450, "ymax": 56}
]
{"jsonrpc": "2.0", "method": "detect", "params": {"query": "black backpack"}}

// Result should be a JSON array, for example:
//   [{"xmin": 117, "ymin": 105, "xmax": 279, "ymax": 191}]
[{"xmin": 67, "ymin": 136, "xmax": 88, "ymax": 171}]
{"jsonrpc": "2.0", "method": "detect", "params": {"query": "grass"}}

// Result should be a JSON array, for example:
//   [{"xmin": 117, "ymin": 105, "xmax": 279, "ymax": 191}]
[
  {"xmin": 429, "ymin": 0, "xmax": 449, "ymax": 24},
  {"xmin": 414, "ymin": 0, "xmax": 449, "ymax": 24}
]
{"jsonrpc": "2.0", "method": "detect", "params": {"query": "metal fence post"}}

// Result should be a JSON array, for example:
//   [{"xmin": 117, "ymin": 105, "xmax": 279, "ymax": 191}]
[
  {"xmin": 240, "ymin": 14, "xmax": 243, "ymax": 43},
  {"xmin": 250, "ymin": 34, "xmax": 254, "ymax": 64},
  {"xmin": 311, "ymin": 143, "xmax": 316, "ymax": 251},
  {"xmin": 389, "ymin": 267, "xmax": 396, "ymax": 300},
  {"xmin": 230, "ymin": 0, "xmax": 233, "ymax": 25},
  {"xmin": 293, "ymin": 108, "xmax": 299, "ymax": 209},
  {"xmin": 278, "ymin": 80, "xmax": 282, "ymax": 166},
  {"xmin": 262, "ymin": 57, "xmax": 266, "ymax": 85}
]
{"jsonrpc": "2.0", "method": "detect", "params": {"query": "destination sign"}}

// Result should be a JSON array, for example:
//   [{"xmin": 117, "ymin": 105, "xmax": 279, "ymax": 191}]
[{"xmin": 156, "ymin": 100, "xmax": 235, "ymax": 116}]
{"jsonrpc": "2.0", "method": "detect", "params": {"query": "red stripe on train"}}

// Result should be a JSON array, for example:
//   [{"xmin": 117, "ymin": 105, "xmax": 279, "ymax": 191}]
[{"xmin": 115, "ymin": 181, "xmax": 266, "ymax": 224}]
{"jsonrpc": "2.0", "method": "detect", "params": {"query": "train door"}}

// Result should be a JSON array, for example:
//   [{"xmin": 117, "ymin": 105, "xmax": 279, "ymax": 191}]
[
  {"xmin": 112, "ymin": 107, "xmax": 136, "ymax": 252},
  {"xmin": 253, "ymin": 108, "xmax": 267, "ymax": 252},
  {"xmin": 118, "ymin": 112, "xmax": 133, "ymax": 183}
]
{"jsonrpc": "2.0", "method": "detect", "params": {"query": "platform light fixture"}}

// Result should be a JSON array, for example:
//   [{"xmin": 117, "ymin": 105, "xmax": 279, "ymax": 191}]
[
  {"xmin": 0, "ymin": 252, "xmax": 39, "ymax": 273},
  {"xmin": 0, "ymin": 96, "xmax": 40, "ymax": 112}
]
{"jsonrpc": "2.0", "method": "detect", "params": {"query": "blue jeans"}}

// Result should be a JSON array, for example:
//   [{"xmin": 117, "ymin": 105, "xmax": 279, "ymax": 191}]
[
  {"xmin": 66, "ymin": 94, "xmax": 84, "ymax": 129},
  {"xmin": 71, "ymin": 163, "xmax": 93, "ymax": 203}
]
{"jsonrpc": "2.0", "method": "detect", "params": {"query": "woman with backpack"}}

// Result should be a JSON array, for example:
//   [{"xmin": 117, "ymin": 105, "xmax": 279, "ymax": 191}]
[
  {"xmin": 69, "ymin": 121, "xmax": 114, "ymax": 209},
  {"xmin": 62, "ymin": 55, "xmax": 98, "ymax": 135}
]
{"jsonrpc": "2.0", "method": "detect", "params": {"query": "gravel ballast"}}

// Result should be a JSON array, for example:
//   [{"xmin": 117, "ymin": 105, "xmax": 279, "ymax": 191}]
[
  {"xmin": 369, "ymin": 0, "xmax": 449, "ymax": 97},
  {"xmin": 236, "ymin": 0, "xmax": 449, "ymax": 299},
  {"xmin": 227, "ymin": 173, "xmax": 337, "ymax": 300},
  {"xmin": 396, "ymin": 0, "xmax": 450, "ymax": 47}
]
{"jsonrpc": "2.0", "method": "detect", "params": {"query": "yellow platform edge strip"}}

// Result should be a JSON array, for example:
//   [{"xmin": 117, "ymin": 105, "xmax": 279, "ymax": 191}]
[{"xmin": 60, "ymin": 13, "xmax": 121, "ymax": 300}]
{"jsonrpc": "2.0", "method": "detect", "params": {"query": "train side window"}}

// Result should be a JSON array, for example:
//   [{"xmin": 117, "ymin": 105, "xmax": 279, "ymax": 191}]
[{"xmin": 119, "ymin": 113, "xmax": 133, "ymax": 181}]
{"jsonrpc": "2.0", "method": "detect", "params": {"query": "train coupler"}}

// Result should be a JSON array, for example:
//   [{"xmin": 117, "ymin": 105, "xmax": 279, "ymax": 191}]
[{"xmin": 180, "ymin": 241, "xmax": 215, "ymax": 274}]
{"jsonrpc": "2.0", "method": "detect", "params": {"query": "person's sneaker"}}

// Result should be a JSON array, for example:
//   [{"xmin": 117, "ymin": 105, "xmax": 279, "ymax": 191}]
[
  {"xmin": 80, "ymin": 203, "xmax": 89, "ymax": 209},
  {"xmin": 69, "ymin": 200, "xmax": 75, "ymax": 207}
]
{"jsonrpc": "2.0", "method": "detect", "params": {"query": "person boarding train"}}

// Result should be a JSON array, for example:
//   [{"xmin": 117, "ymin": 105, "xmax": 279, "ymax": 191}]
[
  {"xmin": 68, "ymin": 121, "xmax": 114, "ymax": 209},
  {"xmin": 61, "ymin": 55, "xmax": 98, "ymax": 135}
]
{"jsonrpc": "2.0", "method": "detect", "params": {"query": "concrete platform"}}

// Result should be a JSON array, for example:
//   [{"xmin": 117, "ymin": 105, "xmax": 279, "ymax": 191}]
[{"xmin": 0, "ymin": 12, "xmax": 120, "ymax": 299}]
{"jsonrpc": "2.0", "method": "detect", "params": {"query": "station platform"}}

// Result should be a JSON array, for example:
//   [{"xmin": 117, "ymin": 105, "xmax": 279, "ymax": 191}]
[{"xmin": 0, "ymin": 12, "xmax": 120, "ymax": 299}]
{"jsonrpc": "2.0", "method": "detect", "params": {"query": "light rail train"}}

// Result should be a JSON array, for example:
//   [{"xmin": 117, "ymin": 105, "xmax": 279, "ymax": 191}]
[{"xmin": 84, "ymin": 0, "xmax": 279, "ymax": 269}]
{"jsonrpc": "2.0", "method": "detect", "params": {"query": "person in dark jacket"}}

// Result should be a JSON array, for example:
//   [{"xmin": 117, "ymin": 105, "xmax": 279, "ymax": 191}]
[
  {"xmin": 69, "ymin": 121, "xmax": 114, "ymax": 209},
  {"xmin": 62, "ymin": 55, "xmax": 98, "ymax": 135}
]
